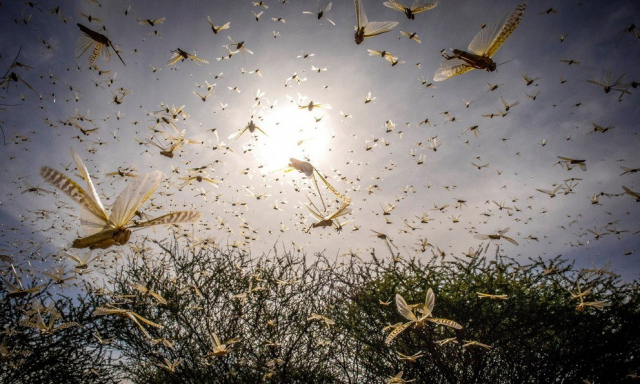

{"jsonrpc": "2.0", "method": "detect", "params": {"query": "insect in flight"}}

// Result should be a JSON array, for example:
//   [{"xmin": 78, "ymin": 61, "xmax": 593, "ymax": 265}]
[
  {"xmin": 474, "ymin": 227, "xmax": 518, "ymax": 253},
  {"xmin": 289, "ymin": 158, "xmax": 346, "ymax": 205},
  {"xmin": 207, "ymin": 17, "xmax": 230, "ymax": 34},
  {"xmin": 228, "ymin": 120, "xmax": 268, "ymax": 142},
  {"xmin": 385, "ymin": 289, "xmax": 462, "ymax": 345},
  {"xmin": 383, "ymin": 0, "xmax": 438, "ymax": 20},
  {"xmin": 40, "ymin": 149, "xmax": 201, "ymax": 249},
  {"xmin": 354, "ymin": 0, "xmax": 399, "ymax": 44},
  {"xmin": 303, "ymin": 1, "xmax": 335, "ymax": 26},
  {"xmin": 434, "ymin": 3, "xmax": 526, "ymax": 81},
  {"xmin": 167, "ymin": 48, "xmax": 209, "ymax": 66},
  {"xmin": 304, "ymin": 196, "xmax": 353, "ymax": 233},
  {"xmin": 76, "ymin": 23, "xmax": 126, "ymax": 66}
]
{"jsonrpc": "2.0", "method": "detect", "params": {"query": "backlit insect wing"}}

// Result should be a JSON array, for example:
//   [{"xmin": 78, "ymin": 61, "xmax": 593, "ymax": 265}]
[
  {"xmin": 422, "ymin": 288, "xmax": 435, "ymax": 318},
  {"xmin": 131, "ymin": 211, "xmax": 202, "ymax": 228},
  {"xmin": 228, "ymin": 127, "xmax": 248, "ymax": 142},
  {"xmin": 385, "ymin": 321, "xmax": 414, "ymax": 345},
  {"xmin": 207, "ymin": 17, "xmax": 230, "ymax": 34},
  {"xmin": 286, "ymin": 158, "xmax": 337, "ymax": 210},
  {"xmin": 434, "ymin": 3, "xmax": 525, "ymax": 81},
  {"xmin": 108, "ymin": 171, "xmax": 163, "ymax": 229},
  {"xmin": 1, "ymin": 275, "xmax": 44, "ymax": 298},
  {"xmin": 40, "ymin": 149, "xmax": 110, "ymax": 237},
  {"xmin": 622, "ymin": 186, "xmax": 640, "ymax": 201},
  {"xmin": 474, "ymin": 233, "xmax": 495, "ymax": 254},
  {"xmin": 427, "ymin": 316, "xmax": 463, "ymax": 329},
  {"xmin": 322, "ymin": 2, "xmax": 336, "ymax": 25},
  {"xmin": 502, "ymin": 235, "xmax": 519, "ymax": 246},
  {"xmin": 167, "ymin": 50, "xmax": 185, "ymax": 66},
  {"xmin": 187, "ymin": 52, "xmax": 209, "ymax": 64},
  {"xmin": 497, "ymin": 227, "xmax": 519, "ymax": 245},
  {"xmin": 76, "ymin": 30, "xmax": 102, "ymax": 64},
  {"xmin": 410, "ymin": 0, "xmax": 439, "ymax": 13},
  {"xmin": 76, "ymin": 23, "xmax": 126, "ymax": 66},
  {"xmin": 42, "ymin": 150, "xmax": 199, "ymax": 249},
  {"xmin": 434, "ymin": 59, "xmax": 475, "ymax": 82},
  {"xmin": 467, "ymin": 3, "xmax": 526, "ymax": 58},
  {"xmin": 354, "ymin": 0, "xmax": 399, "ymax": 44},
  {"xmin": 395, "ymin": 294, "xmax": 418, "ymax": 322}
]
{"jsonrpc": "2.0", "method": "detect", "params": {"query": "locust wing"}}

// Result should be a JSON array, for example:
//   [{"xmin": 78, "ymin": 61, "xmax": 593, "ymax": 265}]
[
  {"xmin": 364, "ymin": 21, "xmax": 399, "ymax": 38},
  {"xmin": 385, "ymin": 321, "xmax": 413, "ymax": 345},
  {"xmin": 167, "ymin": 51, "xmax": 183, "ymax": 66},
  {"xmin": 110, "ymin": 170, "xmax": 163, "ymax": 228},
  {"xmin": 395, "ymin": 294, "xmax": 418, "ymax": 322},
  {"xmin": 434, "ymin": 59, "xmax": 474, "ymax": 81},
  {"xmin": 468, "ymin": 3, "xmax": 526, "ymax": 57},
  {"xmin": 423, "ymin": 288, "xmax": 435, "ymax": 317},
  {"xmin": 40, "ymin": 150, "xmax": 111, "ymax": 236},
  {"xmin": 131, "ymin": 211, "xmax": 201, "ymax": 228},
  {"xmin": 427, "ymin": 317, "xmax": 463, "ymax": 329},
  {"xmin": 411, "ymin": 0, "xmax": 439, "ymax": 13}
]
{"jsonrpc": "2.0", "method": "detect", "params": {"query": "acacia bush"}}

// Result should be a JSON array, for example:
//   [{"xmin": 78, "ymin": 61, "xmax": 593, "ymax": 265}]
[
  {"xmin": 0, "ymin": 281, "xmax": 120, "ymax": 384},
  {"xmin": 2, "ymin": 236, "xmax": 639, "ymax": 383}
]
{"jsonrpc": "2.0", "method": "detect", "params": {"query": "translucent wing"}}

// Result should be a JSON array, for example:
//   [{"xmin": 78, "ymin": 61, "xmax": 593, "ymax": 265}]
[
  {"xmin": 355, "ymin": 0, "xmax": 368, "ymax": 28},
  {"xmin": 75, "ymin": 35, "xmax": 95, "ymax": 59},
  {"xmin": 364, "ymin": 21, "xmax": 399, "ymax": 37},
  {"xmin": 40, "ymin": 166, "xmax": 110, "ymax": 235},
  {"xmin": 110, "ymin": 170, "xmax": 163, "ymax": 227},
  {"xmin": 167, "ymin": 52, "xmax": 182, "ymax": 66},
  {"xmin": 54, "ymin": 322, "xmax": 79, "ymax": 331},
  {"xmin": 324, "ymin": 2, "xmax": 332, "ymax": 13},
  {"xmin": 503, "ymin": 236, "xmax": 519, "ymax": 246},
  {"xmin": 412, "ymin": 1, "xmax": 438, "ymax": 13},
  {"xmin": 314, "ymin": 170, "xmax": 346, "ymax": 202},
  {"xmin": 211, "ymin": 332, "xmax": 222, "ymax": 347},
  {"xmin": 253, "ymin": 126, "xmax": 269, "ymax": 137},
  {"xmin": 434, "ymin": 59, "xmax": 473, "ymax": 81},
  {"xmin": 304, "ymin": 198, "xmax": 325, "ymax": 220},
  {"xmin": 189, "ymin": 54, "xmax": 209, "ymax": 64},
  {"xmin": 92, "ymin": 307, "xmax": 125, "ymax": 316},
  {"xmin": 428, "ymin": 317, "xmax": 463, "ymax": 329},
  {"xmin": 385, "ymin": 321, "xmax": 413, "ymax": 345},
  {"xmin": 424, "ymin": 288, "xmax": 435, "ymax": 316},
  {"xmin": 71, "ymin": 148, "xmax": 106, "ymax": 215},
  {"xmin": 1, "ymin": 276, "xmax": 21, "ymax": 293},
  {"xmin": 130, "ymin": 312, "xmax": 164, "ymax": 329},
  {"xmin": 395, "ymin": 294, "xmax": 418, "ymax": 321},
  {"xmin": 88, "ymin": 43, "xmax": 103, "ymax": 64},
  {"xmin": 468, "ymin": 3, "xmax": 526, "ymax": 57},
  {"xmin": 622, "ymin": 186, "xmax": 640, "ymax": 198},
  {"xmin": 228, "ymin": 127, "xmax": 248, "ymax": 142},
  {"xmin": 331, "ymin": 203, "xmax": 352, "ymax": 219},
  {"xmin": 383, "ymin": 0, "xmax": 405, "ymax": 12},
  {"xmin": 131, "ymin": 211, "xmax": 201, "ymax": 228}
]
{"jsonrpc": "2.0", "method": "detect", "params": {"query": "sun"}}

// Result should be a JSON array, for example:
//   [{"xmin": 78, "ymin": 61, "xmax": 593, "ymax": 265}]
[{"xmin": 251, "ymin": 103, "xmax": 331, "ymax": 173}]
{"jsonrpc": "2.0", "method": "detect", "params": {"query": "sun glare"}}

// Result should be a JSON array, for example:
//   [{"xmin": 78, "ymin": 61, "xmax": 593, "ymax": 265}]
[{"xmin": 252, "ymin": 104, "xmax": 330, "ymax": 173}]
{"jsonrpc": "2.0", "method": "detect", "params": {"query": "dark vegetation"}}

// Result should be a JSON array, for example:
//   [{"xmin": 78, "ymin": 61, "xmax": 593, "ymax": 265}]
[{"xmin": 2, "ymin": 236, "xmax": 639, "ymax": 383}]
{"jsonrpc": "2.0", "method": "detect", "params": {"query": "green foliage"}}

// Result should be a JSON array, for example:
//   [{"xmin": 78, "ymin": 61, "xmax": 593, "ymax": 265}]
[{"xmin": 339, "ymin": 253, "xmax": 640, "ymax": 383}]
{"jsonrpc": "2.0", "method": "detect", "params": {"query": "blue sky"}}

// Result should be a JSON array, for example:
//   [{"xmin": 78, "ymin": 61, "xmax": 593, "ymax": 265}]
[{"xmin": 0, "ymin": 0, "xmax": 639, "ymax": 281}]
